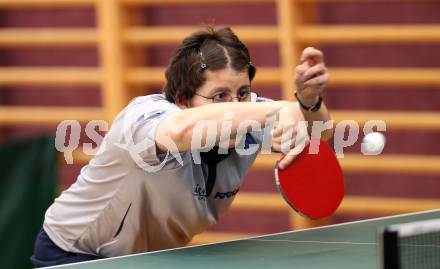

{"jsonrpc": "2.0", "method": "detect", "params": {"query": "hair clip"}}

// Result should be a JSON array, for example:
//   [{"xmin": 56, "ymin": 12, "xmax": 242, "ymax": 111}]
[
  {"xmin": 199, "ymin": 51, "xmax": 207, "ymax": 70},
  {"xmin": 248, "ymin": 61, "xmax": 253, "ymax": 67}
]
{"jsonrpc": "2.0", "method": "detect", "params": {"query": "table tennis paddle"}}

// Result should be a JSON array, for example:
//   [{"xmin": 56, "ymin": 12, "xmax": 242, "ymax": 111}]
[{"xmin": 274, "ymin": 139, "xmax": 344, "ymax": 219}]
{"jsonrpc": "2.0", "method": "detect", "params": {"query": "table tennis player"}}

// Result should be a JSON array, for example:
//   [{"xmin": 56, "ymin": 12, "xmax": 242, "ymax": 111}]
[{"xmin": 31, "ymin": 26, "xmax": 332, "ymax": 267}]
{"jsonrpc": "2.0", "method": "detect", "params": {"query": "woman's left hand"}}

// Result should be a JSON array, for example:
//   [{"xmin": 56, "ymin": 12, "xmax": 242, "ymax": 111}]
[{"xmin": 294, "ymin": 47, "xmax": 329, "ymax": 107}]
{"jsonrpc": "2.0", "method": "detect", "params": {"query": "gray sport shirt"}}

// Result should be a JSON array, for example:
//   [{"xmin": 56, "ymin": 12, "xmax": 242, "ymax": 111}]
[{"xmin": 44, "ymin": 94, "xmax": 269, "ymax": 257}]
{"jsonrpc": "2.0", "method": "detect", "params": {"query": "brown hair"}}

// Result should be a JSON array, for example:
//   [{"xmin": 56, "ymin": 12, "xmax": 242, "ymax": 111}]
[{"xmin": 163, "ymin": 26, "xmax": 256, "ymax": 103}]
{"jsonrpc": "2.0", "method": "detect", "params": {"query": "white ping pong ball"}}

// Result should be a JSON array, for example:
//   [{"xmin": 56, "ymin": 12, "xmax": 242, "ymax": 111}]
[{"xmin": 361, "ymin": 132, "xmax": 386, "ymax": 155}]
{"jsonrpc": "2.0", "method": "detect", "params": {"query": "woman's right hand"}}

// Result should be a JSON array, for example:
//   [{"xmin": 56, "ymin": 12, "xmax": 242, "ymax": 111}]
[{"xmin": 271, "ymin": 102, "xmax": 310, "ymax": 170}]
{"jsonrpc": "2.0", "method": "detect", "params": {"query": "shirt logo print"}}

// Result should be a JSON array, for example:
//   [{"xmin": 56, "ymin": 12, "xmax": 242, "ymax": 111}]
[{"xmin": 193, "ymin": 184, "xmax": 240, "ymax": 200}]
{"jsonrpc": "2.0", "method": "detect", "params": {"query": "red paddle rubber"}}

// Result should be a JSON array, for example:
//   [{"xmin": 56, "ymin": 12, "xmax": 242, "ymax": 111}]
[{"xmin": 274, "ymin": 140, "xmax": 345, "ymax": 219}]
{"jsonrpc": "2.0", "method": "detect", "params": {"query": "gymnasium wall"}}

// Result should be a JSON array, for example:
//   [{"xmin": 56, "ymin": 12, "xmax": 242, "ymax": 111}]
[{"xmin": 1, "ymin": 1, "xmax": 439, "ymax": 235}]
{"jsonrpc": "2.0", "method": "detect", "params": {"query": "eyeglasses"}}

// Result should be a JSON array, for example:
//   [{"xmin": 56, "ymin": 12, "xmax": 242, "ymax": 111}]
[{"xmin": 195, "ymin": 91, "xmax": 256, "ymax": 103}]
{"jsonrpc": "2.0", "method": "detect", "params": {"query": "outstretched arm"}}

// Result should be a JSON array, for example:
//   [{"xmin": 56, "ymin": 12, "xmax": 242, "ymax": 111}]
[{"xmin": 155, "ymin": 100, "xmax": 301, "ymax": 153}]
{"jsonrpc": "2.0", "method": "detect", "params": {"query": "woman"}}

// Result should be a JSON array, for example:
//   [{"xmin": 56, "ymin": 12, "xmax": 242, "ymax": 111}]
[{"xmin": 31, "ymin": 26, "xmax": 331, "ymax": 267}]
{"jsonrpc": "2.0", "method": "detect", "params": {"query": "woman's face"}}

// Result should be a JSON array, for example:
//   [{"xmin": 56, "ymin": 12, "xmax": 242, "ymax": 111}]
[{"xmin": 178, "ymin": 67, "xmax": 251, "ymax": 108}]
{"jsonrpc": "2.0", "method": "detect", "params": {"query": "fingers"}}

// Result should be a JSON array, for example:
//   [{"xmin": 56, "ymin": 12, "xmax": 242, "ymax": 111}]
[
  {"xmin": 277, "ymin": 137, "xmax": 310, "ymax": 170},
  {"xmin": 272, "ymin": 125, "xmax": 295, "ymax": 149},
  {"xmin": 295, "ymin": 60, "xmax": 328, "ymax": 92},
  {"xmin": 272, "ymin": 121, "xmax": 309, "ymax": 155},
  {"xmin": 271, "ymin": 141, "xmax": 282, "ymax": 152},
  {"xmin": 303, "ymin": 63, "xmax": 327, "ymax": 81},
  {"xmin": 271, "ymin": 135, "xmax": 298, "ymax": 153},
  {"xmin": 295, "ymin": 62, "xmax": 308, "ymax": 76},
  {"xmin": 278, "ymin": 152, "xmax": 298, "ymax": 170},
  {"xmin": 271, "ymin": 123, "xmax": 296, "ymax": 152},
  {"xmin": 300, "ymin": 47, "xmax": 324, "ymax": 65},
  {"xmin": 303, "ymin": 73, "xmax": 330, "ymax": 88},
  {"xmin": 294, "ymin": 63, "xmax": 308, "ymax": 84},
  {"xmin": 273, "ymin": 102, "xmax": 308, "ymax": 159},
  {"xmin": 271, "ymin": 125, "xmax": 284, "ymax": 138},
  {"xmin": 272, "ymin": 123, "xmax": 295, "ymax": 138}
]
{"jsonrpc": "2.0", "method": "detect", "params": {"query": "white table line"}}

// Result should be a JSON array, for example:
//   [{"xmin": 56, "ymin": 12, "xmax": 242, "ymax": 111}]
[{"xmin": 248, "ymin": 239, "xmax": 377, "ymax": 245}]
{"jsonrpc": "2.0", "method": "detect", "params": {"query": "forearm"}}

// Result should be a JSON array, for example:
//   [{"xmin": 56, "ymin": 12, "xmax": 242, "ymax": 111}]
[
  {"xmin": 157, "ymin": 101, "xmax": 290, "ymax": 152},
  {"xmin": 300, "ymin": 101, "xmax": 333, "ymax": 141}
]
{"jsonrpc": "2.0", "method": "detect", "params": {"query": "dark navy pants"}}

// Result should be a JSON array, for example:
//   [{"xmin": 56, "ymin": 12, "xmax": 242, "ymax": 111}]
[{"xmin": 31, "ymin": 228, "xmax": 101, "ymax": 268}]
